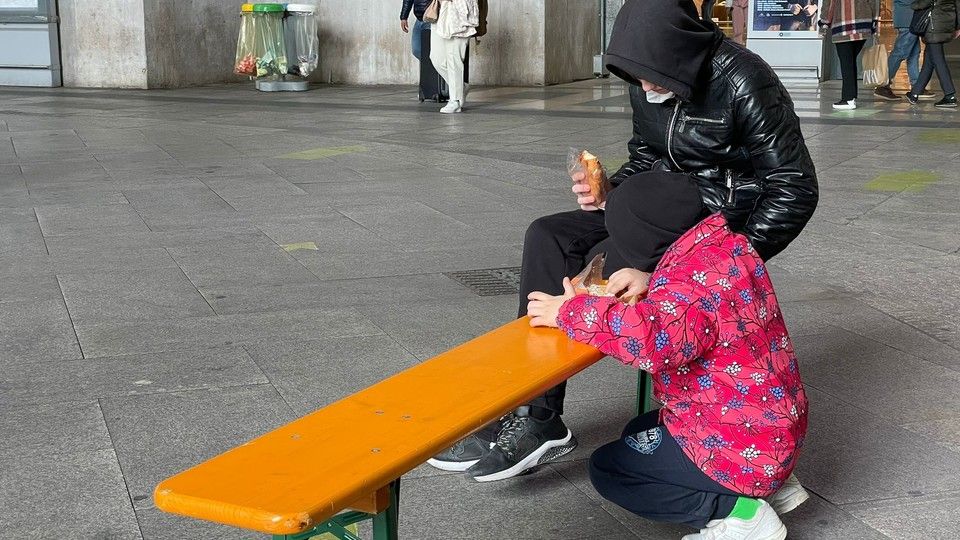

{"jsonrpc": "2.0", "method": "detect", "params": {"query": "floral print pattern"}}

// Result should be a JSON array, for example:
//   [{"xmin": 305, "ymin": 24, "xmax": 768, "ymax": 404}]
[{"xmin": 557, "ymin": 214, "xmax": 808, "ymax": 497}]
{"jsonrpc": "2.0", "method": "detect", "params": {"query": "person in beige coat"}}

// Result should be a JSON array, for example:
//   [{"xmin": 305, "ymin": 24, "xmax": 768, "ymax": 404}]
[{"xmin": 430, "ymin": 0, "xmax": 479, "ymax": 113}]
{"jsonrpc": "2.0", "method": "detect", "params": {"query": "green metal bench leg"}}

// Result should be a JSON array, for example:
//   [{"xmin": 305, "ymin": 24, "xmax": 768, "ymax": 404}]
[
  {"xmin": 372, "ymin": 479, "xmax": 400, "ymax": 540},
  {"xmin": 636, "ymin": 370, "xmax": 654, "ymax": 415}
]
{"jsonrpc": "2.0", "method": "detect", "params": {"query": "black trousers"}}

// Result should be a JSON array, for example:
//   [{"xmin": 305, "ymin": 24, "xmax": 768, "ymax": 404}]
[
  {"xmin": 589, "ymin": 411, "xmax": 741, "ymax": 528},
  {"xmin": 517, "ymin": 209, "xmax": 631, "ymax": 415},
  {"xmin": 836, "ymin": 39, "xmax": 867, "ymax": 101},
  {"xmin": 912, "ymin": 42, "xmax": 956, "ymax": 96}
]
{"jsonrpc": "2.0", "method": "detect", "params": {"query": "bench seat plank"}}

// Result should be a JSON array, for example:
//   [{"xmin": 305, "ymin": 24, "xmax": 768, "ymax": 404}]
[{"xmin": 154, "ymin": 318, "xmax": 604, "ymax": 535}]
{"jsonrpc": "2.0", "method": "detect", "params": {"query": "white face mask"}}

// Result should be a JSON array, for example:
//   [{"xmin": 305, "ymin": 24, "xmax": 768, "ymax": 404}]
[{"xmin": 646, "ymin": 90, "xmax": 676, "ymax": 103}]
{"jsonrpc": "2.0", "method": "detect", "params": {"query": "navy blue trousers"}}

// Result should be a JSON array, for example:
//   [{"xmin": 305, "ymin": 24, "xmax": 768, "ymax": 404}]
[{"xmin": 588, "ymin": 411, "xmax": 742, "ymax": 528}]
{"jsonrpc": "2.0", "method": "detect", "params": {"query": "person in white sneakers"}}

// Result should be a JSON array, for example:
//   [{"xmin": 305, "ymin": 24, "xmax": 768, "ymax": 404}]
[
  {"xmin": 430, "ymin": 0, "xmax": 478, "ymax": 113},
  {"xmin": 818, "ymin": 0, "xmax": 879, "ymax": 110}
]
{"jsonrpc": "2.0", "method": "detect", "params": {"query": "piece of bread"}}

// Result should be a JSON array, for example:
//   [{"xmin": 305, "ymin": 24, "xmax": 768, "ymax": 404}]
[{"xmin": 579, "ymin": 151, "xmax": 608, "ymax": 206}]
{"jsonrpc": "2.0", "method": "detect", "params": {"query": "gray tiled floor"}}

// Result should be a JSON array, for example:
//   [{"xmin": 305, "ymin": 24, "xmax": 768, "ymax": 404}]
[{"xmin": 1, "ymin": 68, "xmax": 959, "ymax": 540}]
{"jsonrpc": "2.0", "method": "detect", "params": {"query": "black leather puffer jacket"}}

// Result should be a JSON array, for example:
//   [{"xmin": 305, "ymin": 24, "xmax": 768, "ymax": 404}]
[
  {"xmin": 604, "ymin": 0, "xmax": 818, "ymax": 261},
  {"xmin": 608, "ymin": 39, "xmax": 819, "ymax": 261}
]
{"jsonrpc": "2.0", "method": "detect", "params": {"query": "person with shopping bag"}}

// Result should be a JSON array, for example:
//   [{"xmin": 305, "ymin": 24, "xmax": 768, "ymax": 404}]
[
  {"xmin": 905, "ymin": 0, "xmax": 960, "ymax": 108},
  {"xmin": 818, "ymin": 0, "xmax": 880, "ymax": 110},
  {"xmin": 428, "ymin": 0, "xmax": 479, "ymax": 113},
  {"xmin": 874, "ymin": 0, "xmax": 938, "ymax": 100}
]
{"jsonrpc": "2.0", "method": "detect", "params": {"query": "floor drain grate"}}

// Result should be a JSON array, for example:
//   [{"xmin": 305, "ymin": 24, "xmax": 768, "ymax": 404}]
[{"xmin": 445, "ymin": 267, "xmax": 522, "ymax": 297}]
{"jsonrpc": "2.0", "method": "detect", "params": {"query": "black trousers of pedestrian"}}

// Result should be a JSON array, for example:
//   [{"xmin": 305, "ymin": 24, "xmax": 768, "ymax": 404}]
[
  {"xmin": 836, "ymin": 39, "xmax": 867, "ymax": 101},
  {"xmin": 589, "ymin": 411, "xmax": 742, "ymax": 528},
  {"xmin": 912, "ymin": 42, "xmax": 957, "ymax": 96}
]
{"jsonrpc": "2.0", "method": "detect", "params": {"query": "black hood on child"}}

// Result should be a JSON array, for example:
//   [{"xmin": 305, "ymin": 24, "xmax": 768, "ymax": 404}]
[
  {"xmin": 604, "ymin": 0, "xmax": 723, "ymax": 100},
  {"xmin": 604, "ymin": 173, "xmax": 707, "ymax": 273}
]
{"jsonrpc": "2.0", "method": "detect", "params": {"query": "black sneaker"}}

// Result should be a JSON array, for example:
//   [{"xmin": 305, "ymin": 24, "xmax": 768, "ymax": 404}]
[
  {"xmin": 905, "ymin": 92, "xmax": 920, "ymax": 105},
  {"xmin": 427, "ymin": 433, "xmax": 495, "ymax": 471},
  {"xmin": 466, "ymin": 407, "xmax": 577, "ymax": 482},
  {"xmin": 874, "ymin": 85, "xmax": 900, "ymax": 101},
  {"xmin": 935, "ymin": 94, "xmax": 957, "ymax": 109}
]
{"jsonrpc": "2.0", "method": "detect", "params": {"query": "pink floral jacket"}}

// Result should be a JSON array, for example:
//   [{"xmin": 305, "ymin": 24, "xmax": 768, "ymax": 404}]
[{"xmin": 558, "ymin": 213, "xmax": 808, "ymax": 496}]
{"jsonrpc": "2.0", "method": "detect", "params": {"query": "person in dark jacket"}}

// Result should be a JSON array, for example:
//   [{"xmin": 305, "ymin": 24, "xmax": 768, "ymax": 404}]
[
  {"xmin": 426, "ymin": 0, "xmax": 818, "ymax": 485},
  {"xmin": 401, "ymin": 0, "xmax": 432, "ymax": 60},
  {"xmin": 906, "ymin": 0, "xmax": 960, "ymax": 108}
]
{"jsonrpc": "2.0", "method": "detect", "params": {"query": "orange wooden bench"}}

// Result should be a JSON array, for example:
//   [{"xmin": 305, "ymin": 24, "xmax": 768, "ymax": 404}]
[{"xmin": 154, "ymin": 317, "xmax": 654, "ymax": 539}]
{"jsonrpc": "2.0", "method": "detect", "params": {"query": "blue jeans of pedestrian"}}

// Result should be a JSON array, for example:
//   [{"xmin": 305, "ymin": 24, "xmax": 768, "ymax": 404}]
[
  {"xmin": 887, "ymin": 27, "xmax": 920, "ymax": 86},
  {"xmin": 411, "ymin": 20, "xmax": 430, "ymax": 60}
]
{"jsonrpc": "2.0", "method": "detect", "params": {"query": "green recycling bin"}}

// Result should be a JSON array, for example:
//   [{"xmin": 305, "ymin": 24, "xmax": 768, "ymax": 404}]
[{"xmin": 252, "ymin": 3, "xmax": 287, "ymax": 78}]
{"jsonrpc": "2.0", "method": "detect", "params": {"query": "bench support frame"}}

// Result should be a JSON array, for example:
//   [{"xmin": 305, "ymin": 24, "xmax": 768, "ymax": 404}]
[{"xmin": 272, "ymin": 480, "xmax": 400, "ymax": 540}]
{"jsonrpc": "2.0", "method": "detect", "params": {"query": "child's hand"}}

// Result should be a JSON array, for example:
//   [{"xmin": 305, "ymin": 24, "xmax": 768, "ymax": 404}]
[
  {"xmin": 606, "ymin": 268, "xmax": 651, "ymax": 302},
  {"xmin": 527, "ymin": 278, "xmax": 577, "ymax": 328}
]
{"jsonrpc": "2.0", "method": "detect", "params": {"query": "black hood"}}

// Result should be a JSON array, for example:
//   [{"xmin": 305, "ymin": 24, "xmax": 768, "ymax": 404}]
[
  {"xmin": 604, "ymin": 0, "xmax": 723, "ymax": 100},
  {"xmin": 604, "ymin": 172, "xmax": 707, "ymax": 273}
]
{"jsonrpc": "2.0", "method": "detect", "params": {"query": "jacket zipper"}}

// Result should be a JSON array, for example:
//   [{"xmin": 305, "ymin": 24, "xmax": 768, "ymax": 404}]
[
  {"xmin": 725, "ymin": 169, "xmax": 735, "ymax": 205},
  {"xmin": 666, "ymin": 101, "xmax": 683, "ymax": 171},
  {"xmin": 683, "ymin": 115, "xmax": 725, "ymax": 125}
]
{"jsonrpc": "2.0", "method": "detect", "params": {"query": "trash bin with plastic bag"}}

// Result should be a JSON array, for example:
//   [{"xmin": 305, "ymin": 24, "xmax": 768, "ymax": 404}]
[
  {"xmin": 234, "ymin": 4, "xmax": 257, "ymax": 76},
  {"xmin": 252, "ymin": 3, "xmax": 287, "ymax": 79},
  {"xmin": 285, "ymin": 3, "xmax": 319, "ymax": 78}
]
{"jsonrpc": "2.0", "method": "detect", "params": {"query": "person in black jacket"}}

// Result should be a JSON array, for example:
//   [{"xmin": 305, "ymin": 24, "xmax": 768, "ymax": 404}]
[
  {"xmin": 401, "ymin": 0, "xmax": 433, "ymax": 60},
  {"xmin": 905, "ymin": 0, "xmax": 960, "ymax": 108},
  {"xmin": 427, "ymin": 0, "xmax": 819, "ymax": 489}
]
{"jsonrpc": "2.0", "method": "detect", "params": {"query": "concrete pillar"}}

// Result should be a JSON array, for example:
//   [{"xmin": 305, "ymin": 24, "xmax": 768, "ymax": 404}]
[{"xmin": 58, "ymin": 0, "xmax": 599, "ymax": 88}]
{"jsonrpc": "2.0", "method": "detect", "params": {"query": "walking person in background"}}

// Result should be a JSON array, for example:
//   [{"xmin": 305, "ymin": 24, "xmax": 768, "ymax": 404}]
[
  {"xmin": 905, "ymin": 0, "xmax": 960, "ymax": 108},
  {"xmin": 874, "ymin": 0, "xmax": 937, "ymax": 99},
  {"xmin": 819, "ymin": 0, "xmax": 879, "ymax": 109},
  {"xmin": 401, "ymin": 0, "xmax": 433, "ymax": 61},
  {"xmin": 430, "ymin": 0, "xmax": 478, "ymax": 114}
]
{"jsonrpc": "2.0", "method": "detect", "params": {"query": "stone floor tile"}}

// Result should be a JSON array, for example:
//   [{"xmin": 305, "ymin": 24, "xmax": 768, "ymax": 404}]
[
  {"xmin": 0, "ymin": 347, "xmax": 266, "ymax": 406},
  {"xmin": 0, "ymin": 449, "xmax": 143, "ymax": 539},
  {"xmin": 58, "ymin": 268, "xmax": 215, "ymax": 324},
  {"xmin": 793, "ymin": 329, "xmax": 960, "ymax": 425},
  {"xmin": 846, "ymin": 493, "xmax": 960, "ymax": 540},
  {"xmin": 793, "ymin": 387, "xmax": 960, "ymax": 505},
  {"xmin": 0, "ymin": 400, "xmax": 111, "ymax": 457},
  {"xmin": 357, "ymin": 296, "xmax": 516, "ymax": 359},
  {"xmin": 74, "ymin": 307, "xmax": 381, "ymax": 357},
  {"xmin": 34, "ymin": 203, "xmax": 149, "ymax": 235},
  {"xmin": 100, "ymin": 385, "xmax": 294, "ymax": 508},
  {"xmin": 166, "ymin": 243, "xmax": 319, "ymax": 288},
  {"xmin": 397, "ymin": 467, "xmax": 639, "ymax": 539},
  {"xmin": 243, "ymin": 335, "xmax": 419, "ymax": 415},
  {"xmin": 291, "ymin": 245, "xmax": 523, "ymax": 280},
  {"xmin": 0, "ymin": 298, "xmax": 82, "ymax": 363},
  {"xmin": 200, "ymin": 273, "xmax": 474, "ymax": 315}
]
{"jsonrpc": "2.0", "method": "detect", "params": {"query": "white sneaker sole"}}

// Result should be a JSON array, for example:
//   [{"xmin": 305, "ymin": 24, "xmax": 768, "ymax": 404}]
[
  {"xmin": 769, "ymin": 486, "xmax": 810, "ymax": 515},
  {"xmin": 426, "ymin": 457, "xmax": 480, "ymax": 472},
  {"xmin": 471, "ymin": 430, "xmax": 576, "ymax": 483}
]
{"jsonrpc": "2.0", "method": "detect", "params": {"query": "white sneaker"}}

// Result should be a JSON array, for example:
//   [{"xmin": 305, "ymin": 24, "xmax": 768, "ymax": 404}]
[
  {"xmin": 681, "ymin": 500, "xmax": 786, "ymax": 540},
  {"xmin": 766, "ymin": 473, "xmax": 810, "ymax": 515},
  {"xmin": 440, "ymin": 100, "xmax": 462, "ymax": 114},
  {"xmin": 832, "ymin": 99, "xmax": 856, "ymax": 110}
]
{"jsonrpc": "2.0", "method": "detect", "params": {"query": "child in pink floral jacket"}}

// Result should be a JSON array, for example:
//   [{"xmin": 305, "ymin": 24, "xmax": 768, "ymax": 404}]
[{"xmin": 528, "ymin": 173, "xmax": 809, "ymax": 540}]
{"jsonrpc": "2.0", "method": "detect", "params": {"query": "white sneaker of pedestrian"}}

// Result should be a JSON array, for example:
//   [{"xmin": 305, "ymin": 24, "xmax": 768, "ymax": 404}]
[
  {"xmin": 832, "ymin": 99, "xmax": 856, "ymax": 110},
  {"xmin": 765, "ymin": 473, "xmax": 810, "ymax": 515},
  {"xmin": 440, "ymin": 100, "xmax": 462, "ymax": 114},
  {"xmin": 681, "ymin": 500, "xmax": 786, "ymax": 540}
]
